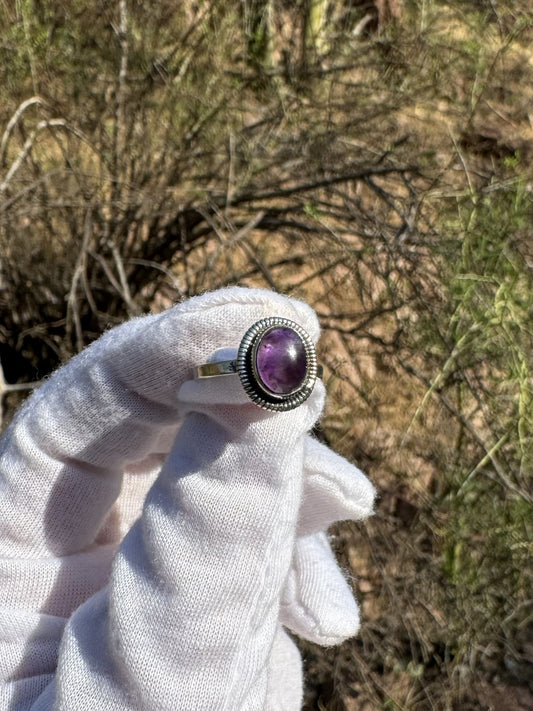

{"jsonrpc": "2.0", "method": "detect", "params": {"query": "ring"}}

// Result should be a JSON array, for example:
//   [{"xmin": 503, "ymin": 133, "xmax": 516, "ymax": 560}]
[{"xmin": 196, "ymin": 317, "xmax": 322, "ymax": 411}]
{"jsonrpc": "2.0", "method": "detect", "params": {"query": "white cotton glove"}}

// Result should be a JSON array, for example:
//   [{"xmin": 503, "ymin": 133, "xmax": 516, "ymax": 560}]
[{"xmin": 0, "ymin": 287, "xmax": 375, "ymax": 711}]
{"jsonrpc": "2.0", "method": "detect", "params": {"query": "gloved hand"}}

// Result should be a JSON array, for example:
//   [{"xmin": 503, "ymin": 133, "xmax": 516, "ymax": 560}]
[{"xmin": 0, "ymin": 286, "xmax": 375, "ymax": 711}]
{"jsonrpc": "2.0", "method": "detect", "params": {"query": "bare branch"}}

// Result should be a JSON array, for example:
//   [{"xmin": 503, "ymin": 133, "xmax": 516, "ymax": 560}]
[
  {"xmin": 0, "ymin": 119, "xmax": 95, "ymax": 195},
  {"xmin": 0, "ymin": 96, "xmax": 46, "ymax": 167},
  {"xmin": 110, "ymin": 242, "xmax": 140, "ymax": 316},
  {"xmin": 113, "ymin": 0, "xmax": 129, "ymax": 187},
  {"xmin": 232, "ymin": 165, "xmax": 418, "ymax": 205},
  {"xmin": 66, "ymin": 209, "xmax": 94, "ymax": 352}
]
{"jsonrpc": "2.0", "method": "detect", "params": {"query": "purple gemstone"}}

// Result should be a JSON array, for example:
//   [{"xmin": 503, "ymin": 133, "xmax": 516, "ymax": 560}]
[{"xmin": 255, "ymin": 327, "xmax": 307, "ymax": 395}]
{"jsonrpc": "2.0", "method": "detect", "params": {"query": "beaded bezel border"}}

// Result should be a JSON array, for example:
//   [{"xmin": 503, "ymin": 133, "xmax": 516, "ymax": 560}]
[{"xmin": 236, "ymin": 317, "xmax": 319, "ymax": 412}]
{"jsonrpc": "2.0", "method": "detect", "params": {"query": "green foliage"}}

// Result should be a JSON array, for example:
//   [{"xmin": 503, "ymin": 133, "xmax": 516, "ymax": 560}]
[
  {"xmin": 409, "ymin": 179, "xmax": 533, "ymax": 690},
  {"xmin": 444, "ymin": 182, "xmax": 532, "ymax": 633},
  {"xmin": 450, "ymin": 182, "xmax": 533, "ymax": 475}
]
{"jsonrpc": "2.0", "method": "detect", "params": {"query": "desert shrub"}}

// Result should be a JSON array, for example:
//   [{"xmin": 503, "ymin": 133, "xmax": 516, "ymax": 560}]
[{"xmin": 1, "ymin": 1, "xmax": 532, "ymax": 709}]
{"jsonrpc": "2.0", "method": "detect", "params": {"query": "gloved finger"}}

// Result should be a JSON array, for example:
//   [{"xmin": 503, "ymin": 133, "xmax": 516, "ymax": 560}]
[
  {"xmin": 0, "ymin": 543, "xmax": 115, "ymax": 618},
  {"xmin": 50, "ymin": 375, "xmax": 325, "ymax": 709},
  {"xmin": 265, "ymin": 626, "xmax": 303, "ymax": 711},
  {"xmin": 0, "ymin": 286, "xmax": 320, "ymax": 559},
  {"xmin": 0, "ymin": 608, "xmax": 62, "ymax": 709},
  {"xmin": 297, "ymin": 436, "xmax": 376, "ymax": 536},
  {"xmin": 280, "ymin": 531, "xmax": 360, "ymax": 646}
]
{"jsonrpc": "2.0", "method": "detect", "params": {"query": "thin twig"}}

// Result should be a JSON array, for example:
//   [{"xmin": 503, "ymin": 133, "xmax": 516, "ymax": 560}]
[
  {"xmin": 232, "ymin": 165, "xmax": 417, "ymax": 205},
  {"xmin": 66, "ymin": 209, "xmax": 94, "ymax": 352},
  {"xmin": 113, "ymin": 0, "xmax": 129, "ymax": 190},
  {"xmin": 0, "ymin": 96, "xmax": 46, "ymax": 167},
  {"xmin": 88, "ymin": 249, "xmax": 125, "ymax": 299},
  {"xmin": 110, "ymin": 242, "xmax": 139, "ymax": 315},
  {"xmin": 0, "ymin": 119, "xmax": 92, "ymax": 195}
]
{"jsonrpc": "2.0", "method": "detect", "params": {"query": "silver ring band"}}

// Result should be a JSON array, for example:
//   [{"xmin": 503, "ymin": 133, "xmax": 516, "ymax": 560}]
[
  {"xmin": 196, "ymin": 317, "xmax": 322, "ymax": 412},
  {"xmin": 197, "ymin": 361, "xmax": 239, "ymax": 377},
  {"xmin": 197, "ymin": 360, "xmax": 323, "ymax": 379}
]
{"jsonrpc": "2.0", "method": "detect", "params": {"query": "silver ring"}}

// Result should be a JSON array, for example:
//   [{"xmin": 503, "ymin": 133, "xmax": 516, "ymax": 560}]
[{"xmin": 196, "ymin": 317, "xmax": 322, "ymax": 412}]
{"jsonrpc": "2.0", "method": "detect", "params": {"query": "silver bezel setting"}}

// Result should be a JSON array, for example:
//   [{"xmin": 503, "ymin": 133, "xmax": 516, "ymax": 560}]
[{"xmin": 236, "ymin": 317, "xmax": 319, "ymax": 412}]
